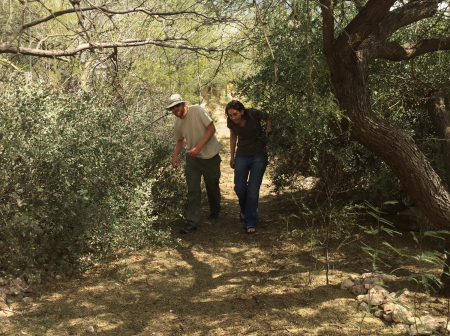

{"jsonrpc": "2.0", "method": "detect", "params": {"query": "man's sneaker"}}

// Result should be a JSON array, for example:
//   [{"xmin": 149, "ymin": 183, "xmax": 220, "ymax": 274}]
[
  {"xmin": 207, "ymin": 212, "xmax": 219, "ymax": 219},
  {"xmin": 180, "ymin": 223, "xmax": 197, "ymax": 234}
]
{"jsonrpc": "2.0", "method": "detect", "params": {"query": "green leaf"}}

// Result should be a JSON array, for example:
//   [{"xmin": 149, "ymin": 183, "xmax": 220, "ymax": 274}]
[
  {"xmin": 382, "ymin": 242, "xmax": 408, "ymax": 257},
  {"xmin": 395, "ymin": 288, "xmax": 406, "ymax": 298}
]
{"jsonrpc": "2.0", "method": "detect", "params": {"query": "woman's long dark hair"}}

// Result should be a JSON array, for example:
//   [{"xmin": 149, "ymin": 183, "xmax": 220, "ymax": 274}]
[{"xmin": 225, "ymin": 100, "xmax": 248, "ymax": 120}]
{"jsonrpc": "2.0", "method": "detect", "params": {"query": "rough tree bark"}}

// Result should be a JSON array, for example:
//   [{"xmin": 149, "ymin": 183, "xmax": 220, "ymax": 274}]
[{"xmin": 318, "ymin": 0, "xmax": 450, "ymax": 293}]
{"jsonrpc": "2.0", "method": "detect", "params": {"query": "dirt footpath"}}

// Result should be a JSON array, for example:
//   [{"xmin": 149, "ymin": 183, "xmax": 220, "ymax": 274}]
[{"xmin": 1, "ymin": 106, "xmax": 444, "ymax": 336}]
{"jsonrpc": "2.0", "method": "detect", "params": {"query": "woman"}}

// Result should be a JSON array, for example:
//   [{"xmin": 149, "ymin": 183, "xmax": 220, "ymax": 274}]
[{"xmin": 226, "ymin": 100, "xmax": 272, "ymax": 234}]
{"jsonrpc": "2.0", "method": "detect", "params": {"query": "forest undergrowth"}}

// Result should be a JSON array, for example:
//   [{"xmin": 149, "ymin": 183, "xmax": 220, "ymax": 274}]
[{"xmin": 1, "ymin": 106, "xmax": 449, "ymax": 336}]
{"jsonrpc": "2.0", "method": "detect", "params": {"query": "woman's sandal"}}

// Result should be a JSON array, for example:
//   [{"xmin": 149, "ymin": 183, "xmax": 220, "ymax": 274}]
[
  {"xmin": 244, "ymin": 227, "xmax": 256, "ymax": 234},
  {"xmin": 239, "ymin": 212, "xmax": 244, "ymax": 221}
]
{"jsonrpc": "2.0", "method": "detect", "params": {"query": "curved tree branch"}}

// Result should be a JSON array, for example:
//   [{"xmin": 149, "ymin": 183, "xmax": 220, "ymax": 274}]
[
  {"xmin": 0, "ymin": 38, "xmax": 244, "ymax": 57},
  {"xmin": 362, "ymin": 0, "xmax": 440, "ymax": 60},
  {"xmin": 335, "ymin": 0, "xmax": 396, "ymax": 52},
  {"xmin": 7, "ymin": 5, "xmax": 233, "ymax": 45},
  {"xmin": 374, "ymin": 36, "xmax": 450, "ymax": 60}
]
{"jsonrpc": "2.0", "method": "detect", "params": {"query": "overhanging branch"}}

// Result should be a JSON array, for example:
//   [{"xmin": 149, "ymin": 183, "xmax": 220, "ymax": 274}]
[
  {"xmin": 0, "ymin": 38, "xmax": 243, "ymax": 57},
  {"xmin": 335, "ymin": 0, "xmax": 396, "ymax": 52},
  {"xmin": 7, "ymin": 5, "xmax": 233, "ymax": 45},
  {"xmin": 374, "ymin": 37, "xmax": 450, "ymax": 61}
]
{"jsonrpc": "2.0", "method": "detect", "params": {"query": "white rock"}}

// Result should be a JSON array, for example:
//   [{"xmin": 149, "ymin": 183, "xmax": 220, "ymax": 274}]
[
  {"xmin": 362, "ymin": 276, "xmax": 383, "ymax": 288},
  {"xmin": 380, "ymin": 274, "xmax": 395, "ymax": 283},
  {"xmin": 374, "ymin": 310, "xmax": 383, "ymax": 318},
  {"xmin": 382, "ymin": 302, "xmax": 396, "ymax": 313},
  {"xmin": 440, "ymin": 322, "xmax": 450, "ymax": 335},
  {"xmin": 23, "ymin": 297, "xmax": 33, "ymax": 303},
  {"xmin": 350, "ymin": 284, "xmax": 367, "ymax": 295},
  {"xmin": 362, "ymin": 293, "xmax": 384, "ymax": 306},
  {"xmin": 409, "ymin": 315, "xmax": 439, "ymax": 335},
  {"xmin": 359, "ymin": 302, "xmax": 368, "ymax": 311},
  {"xmin": 340, "ymin": 279, "xmax": 354, "ymax": 290},
  {"xmin": 0, "ymin": 311, "xmax": 9, "ymax": 323},
  {"xmin": 396, "ymin": 324, "xmax": 407, "ymax": 333},
  {"xmin": 353, "ymin": 278, "xmax": 363, "ymax": 285},
  {"xmin": 8, "ymin": 285, "xmax": 21, "ymax": 295},
  {"xmin": 55, "ymin": 275, "xmax": 62, "ymax": 281},
  {"xmin": 383, "ymin": 313, "xmax": 393, "ymax": 322},
  {"xmin": 0, "ymin": 301, "xmax": 8, "ymax": 311},
  {"xmin": 29, "ymin": 304, "xmax": 39, "ymax": 312},
  {"xmin": 391, "ymin": 304, "xmax": 413, "ymax": 324},
  {"xmin": 356, "ymin": 295, "xmax": 365, "ymax": 302},
  {"xmin": 371, "ymin": 285, "xmax": 389, "ymax": 293},
  {"xmin": 10, "ymin": 278, "xmax": 22, "ymax": 286},
  {"xmin": 86, "ymin": 325, "xmax": 95, "ymax": 333},
  {"xmin": 362, "ymin": 273, "xmax": 373, "ymax": 279},
  {"xmin": 382, "ymin": 292, "xmax": 396, "ymax": 304}
]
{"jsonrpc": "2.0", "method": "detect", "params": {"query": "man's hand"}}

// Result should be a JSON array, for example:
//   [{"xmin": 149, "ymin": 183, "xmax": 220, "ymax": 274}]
[
  {"xmin": 172, "ymin": 155, "xmax": 179, "ymax": 169},
  {"xmin": 189, "ymin": 147, "xmax": 201, "ymax": 158},
  {"xmin": 230, "ymin": 157, "xmax": 234, "ymax": 169}
]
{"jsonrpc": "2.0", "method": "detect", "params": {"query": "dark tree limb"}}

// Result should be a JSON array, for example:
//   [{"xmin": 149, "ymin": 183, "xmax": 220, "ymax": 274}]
[
  {"xmin": 374, "ymin": 36, "xmax": 450, "ymax": 61},
  {"xmin": 318, "ymin": 0, "xmax": 335, "ymax": 55},
  {"xmin": 335, "ymin": 0, "xmax": 396, "ymax": 52}
]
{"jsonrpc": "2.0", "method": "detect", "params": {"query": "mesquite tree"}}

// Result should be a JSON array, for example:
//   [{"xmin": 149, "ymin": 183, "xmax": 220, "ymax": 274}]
[{"xmin": 318, "ymin": 0, "xmax": 450, "ymax": 292}]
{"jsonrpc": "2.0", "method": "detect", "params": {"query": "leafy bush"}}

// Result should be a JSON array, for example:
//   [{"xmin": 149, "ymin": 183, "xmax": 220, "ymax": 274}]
[
  {"xmin": 0, "ymin": 73, "xmax": 184, "ymax": 276},
  {"xmin": 236, "ymin": 4, "xmax": 445, "ymax": 204}
]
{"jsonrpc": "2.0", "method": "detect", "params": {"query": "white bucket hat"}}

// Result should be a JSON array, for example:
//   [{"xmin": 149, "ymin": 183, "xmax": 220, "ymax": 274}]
[{"xmin": 166, "ymin": 93, "xmax": 187, "ymax": 109}]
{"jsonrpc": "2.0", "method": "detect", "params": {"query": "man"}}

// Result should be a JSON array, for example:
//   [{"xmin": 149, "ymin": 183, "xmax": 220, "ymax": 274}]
[{"xmin": 167, "ymin": 93, "xmax": 221, "ymax": 234}]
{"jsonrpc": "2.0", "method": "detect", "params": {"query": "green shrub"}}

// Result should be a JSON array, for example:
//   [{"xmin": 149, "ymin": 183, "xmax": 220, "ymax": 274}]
[{"xmin": 0, "ymin": 74, "xmax": 184, "ymax": 275}]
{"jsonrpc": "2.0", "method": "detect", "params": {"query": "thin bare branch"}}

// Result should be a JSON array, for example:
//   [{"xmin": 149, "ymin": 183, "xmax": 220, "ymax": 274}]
[
  {"xmin": 253, "ymin": 0, "xmax": 277, "ymax": 79},
  {"xmin": 0, "ymin": 38, "xmax": 244, "ymax": 57}
]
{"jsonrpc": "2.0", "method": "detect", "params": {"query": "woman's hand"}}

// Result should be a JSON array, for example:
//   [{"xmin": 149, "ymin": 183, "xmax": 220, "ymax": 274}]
[{"xmin": 230, "ymin": 157, "xmax": 235, "ymax": 169}]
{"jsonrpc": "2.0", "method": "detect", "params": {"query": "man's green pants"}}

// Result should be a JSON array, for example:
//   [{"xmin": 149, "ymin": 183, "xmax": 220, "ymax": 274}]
[{"xmin": 185, "ymin": 153, "xmax": 221, "ymax": 226}]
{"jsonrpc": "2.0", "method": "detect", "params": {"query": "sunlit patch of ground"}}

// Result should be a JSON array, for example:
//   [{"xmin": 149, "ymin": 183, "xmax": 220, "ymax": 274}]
[{"xmin": 2, "ymin": 104, "xmax": 448, "ymax": 336}]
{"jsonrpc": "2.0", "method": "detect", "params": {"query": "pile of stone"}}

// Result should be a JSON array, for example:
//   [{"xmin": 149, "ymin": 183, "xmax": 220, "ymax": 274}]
[
  {"xmin": 341, "ymin": 273, "xmax": 450, "ymax": 335},
  {"xmin": 0, "ymin": 277, "xmax": 36, "ymax": 324}
]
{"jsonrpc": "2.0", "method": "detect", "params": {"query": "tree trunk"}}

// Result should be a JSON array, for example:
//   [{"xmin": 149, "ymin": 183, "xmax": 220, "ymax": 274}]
[
  {"xmin": 319, "ymin": 0, "xmax": 450, "ymax": 296},
  {"xmin": 326, "ymin": 53, "xmax": 450, "ymax": 232},
  {"xmin": 324, "ymin": 51, "xmax": 450, "ymax": 294},
  {"xmin": 427, "ymin": 90, "xmax": 450, "ymax": 188}
]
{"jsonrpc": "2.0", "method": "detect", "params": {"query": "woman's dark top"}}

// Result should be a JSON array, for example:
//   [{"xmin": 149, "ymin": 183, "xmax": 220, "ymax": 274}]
[{"xmin": 227, "ymin": 108, "xmax": 268, "ymax": 156}]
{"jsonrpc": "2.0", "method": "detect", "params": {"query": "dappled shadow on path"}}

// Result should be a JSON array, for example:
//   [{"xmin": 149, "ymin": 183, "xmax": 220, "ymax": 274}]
[
  {"xmin": 2, "ymin": 189, "xmax": 410, "ymax": 335},
  {"xmin": 2, "ymin": 126, "xmax": 423, "ymax": 336}
]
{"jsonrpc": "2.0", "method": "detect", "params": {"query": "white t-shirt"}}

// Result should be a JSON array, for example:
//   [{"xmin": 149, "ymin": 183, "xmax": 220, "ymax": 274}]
[{"xmin": 174, "ymin": 105, "xmax": 220, "ymax": 159}]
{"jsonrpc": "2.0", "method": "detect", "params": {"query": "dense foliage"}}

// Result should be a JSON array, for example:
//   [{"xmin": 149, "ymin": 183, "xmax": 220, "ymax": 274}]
[
  {"xmin": 237, "ymin": 2, "xmax": 450, "ymax": 205},
  {"xmin": 0, "ymin": 73, "xmax": 185, "ymax": 276}
]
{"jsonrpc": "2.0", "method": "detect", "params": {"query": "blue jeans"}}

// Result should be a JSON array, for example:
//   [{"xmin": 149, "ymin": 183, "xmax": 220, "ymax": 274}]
[{"xmin": 234, "ymin": 153, "xmax": 268, "ymax": 228}]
